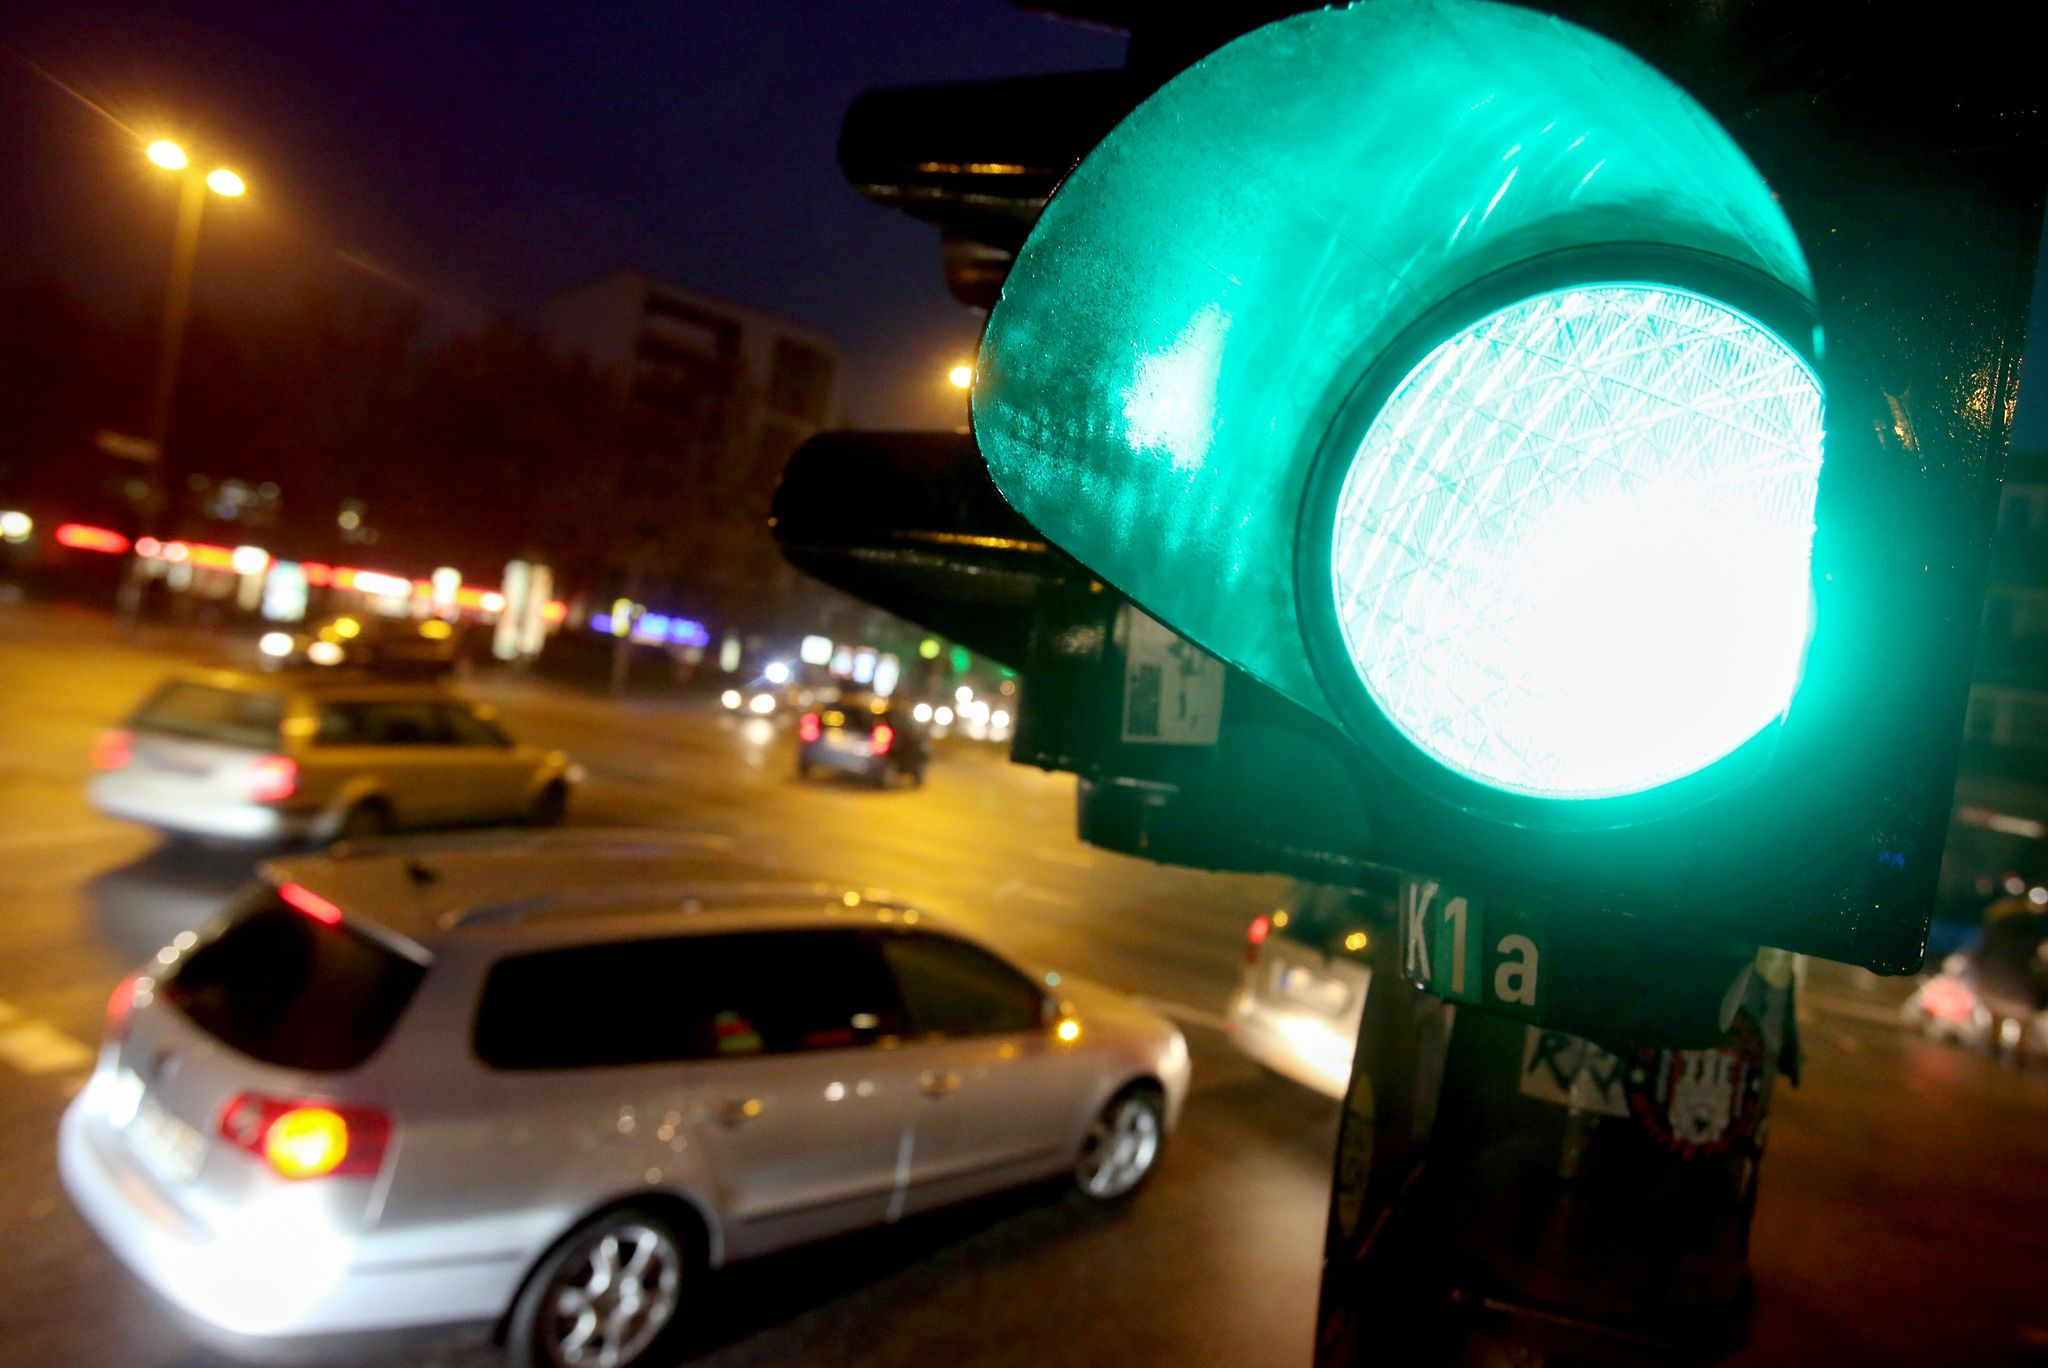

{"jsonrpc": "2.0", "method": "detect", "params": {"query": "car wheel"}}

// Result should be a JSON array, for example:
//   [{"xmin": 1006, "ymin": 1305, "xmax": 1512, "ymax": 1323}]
[
  {"xmin": 530, "ymin": 781, "xmax": 569, "ymax": 827},
  {"xmin": 1074, "ymin": 1084, "xmax": 1164, "ymax": 1201},
  {"xmin": 336, "ymin": 801, "xmax": 390, "ymax": 843},
  {"xmin": 796, "ymin": 757, "xmax": 813, "ymax": 780},
  {"xmin": 506, "ymin": 1205, "xmax": 690, "ymax": 1368}
]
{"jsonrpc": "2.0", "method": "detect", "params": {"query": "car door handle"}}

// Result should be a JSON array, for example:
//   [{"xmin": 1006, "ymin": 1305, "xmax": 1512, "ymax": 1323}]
[
  {"xmin": 718, "ymin": 1097, "xmax": 765, "ymax": 1126},
  {"xmin": 918, "ymin": 1071, "xmax": 962, "ymax": 1097}
]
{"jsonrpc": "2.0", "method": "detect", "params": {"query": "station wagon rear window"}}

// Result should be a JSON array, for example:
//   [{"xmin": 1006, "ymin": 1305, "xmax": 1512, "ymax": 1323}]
[
  {"xmin": 130, "ymin": 681, "xmax": 284, "ymax": 749},
  {"xmin": 164, "ymin": 897, "xmax": 425, "ymax": 1072}
]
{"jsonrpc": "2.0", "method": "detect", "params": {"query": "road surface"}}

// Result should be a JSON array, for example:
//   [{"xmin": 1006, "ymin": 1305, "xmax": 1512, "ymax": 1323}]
[{"xmin": 0, "ymin": 603, "xmax": 2042, "ymax": 1366}]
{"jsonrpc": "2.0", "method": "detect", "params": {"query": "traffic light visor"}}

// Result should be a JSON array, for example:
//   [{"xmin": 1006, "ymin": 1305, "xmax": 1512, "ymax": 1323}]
[{"xmin": 1330, "ymin": 284, "xmax": 1824, "ymax": 799}]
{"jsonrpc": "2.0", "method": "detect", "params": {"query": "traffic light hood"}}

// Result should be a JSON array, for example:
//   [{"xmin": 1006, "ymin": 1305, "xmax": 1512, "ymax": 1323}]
[{"xmin": 973, "ymin": 0, "xmax": 1822, "ymax": 807}]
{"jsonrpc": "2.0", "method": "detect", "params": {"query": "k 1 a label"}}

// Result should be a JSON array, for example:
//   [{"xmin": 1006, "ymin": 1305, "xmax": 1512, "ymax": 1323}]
[{"xmin": 1399, "ymin": 878, "xmax": 1544, "ymax": 1016}]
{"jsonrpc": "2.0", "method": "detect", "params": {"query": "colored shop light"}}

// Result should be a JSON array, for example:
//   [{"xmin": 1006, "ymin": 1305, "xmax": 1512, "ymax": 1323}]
[
  {"xmin": 349, "ymin": 571, "xmax": 412, "ymax": 598},
  {"xmin": 54, "ymin": 523, "xmax": 131, "ymax": 554}
]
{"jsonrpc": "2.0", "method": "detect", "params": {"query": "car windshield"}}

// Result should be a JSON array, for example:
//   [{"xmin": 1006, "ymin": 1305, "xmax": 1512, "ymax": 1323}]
[
  {"xmin": 163, "ymin": 895, "xmax": 425, "ymax": 1072},
  {"xmin": 129, "ymin": 680, "xmax": 284, "ymax": 750}
]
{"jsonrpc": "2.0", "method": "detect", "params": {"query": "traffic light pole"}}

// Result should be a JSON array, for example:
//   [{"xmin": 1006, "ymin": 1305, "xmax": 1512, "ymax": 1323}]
[{"xmin": 1316, "ymin": 936, "xmax": 1797, "ymax": 1366}]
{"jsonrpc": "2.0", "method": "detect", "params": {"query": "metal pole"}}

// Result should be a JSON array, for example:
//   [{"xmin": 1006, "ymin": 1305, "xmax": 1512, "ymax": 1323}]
[
  {"xmin": 144, "ymin": 170, "xmax": 208, "ymax": 520},
  {"xmin": 120, "ymin": 172, "xmax": 205, "ymax": 628}
]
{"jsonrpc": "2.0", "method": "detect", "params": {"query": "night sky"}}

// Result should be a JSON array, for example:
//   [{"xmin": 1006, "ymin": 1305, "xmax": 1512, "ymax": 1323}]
[{"xmin": 1, "ymin": 1, "xmax": 1127, "ymax": 431}]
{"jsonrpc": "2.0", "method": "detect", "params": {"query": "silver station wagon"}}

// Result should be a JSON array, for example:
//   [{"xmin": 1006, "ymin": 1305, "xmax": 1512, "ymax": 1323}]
[
  {"xmin": 88, "ymin": 669, "xmax": 575, "ymax": 844},
  {"xmin": 60, "ymin": 835, "xmax": 1189, "ymax": 1366}
]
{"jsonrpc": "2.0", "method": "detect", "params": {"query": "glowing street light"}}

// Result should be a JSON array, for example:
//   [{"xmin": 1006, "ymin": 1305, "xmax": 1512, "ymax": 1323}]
[
  {"xmin": 948, "ymin": 363, "xmax": 974, "ymax": 389},
  {"xmin": 130, "ymin": 136, "xmax": 251, "ymax": 580}
]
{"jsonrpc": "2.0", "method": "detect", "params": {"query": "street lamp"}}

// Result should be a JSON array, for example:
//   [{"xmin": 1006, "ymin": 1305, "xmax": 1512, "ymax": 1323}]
[
  {"xmin": 139, "ymin": 139, "xmax": 247, "ymax": 525},
  {"xmin": 947, "ymin": 363, "xmax": 974, "ymax": 389}
]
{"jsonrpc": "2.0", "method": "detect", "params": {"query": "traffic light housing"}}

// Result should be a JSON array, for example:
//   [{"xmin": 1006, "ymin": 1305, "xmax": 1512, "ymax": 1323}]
[{"xmin": 790, "ymin": 1, "xmax": 2044, "ymax": 988}]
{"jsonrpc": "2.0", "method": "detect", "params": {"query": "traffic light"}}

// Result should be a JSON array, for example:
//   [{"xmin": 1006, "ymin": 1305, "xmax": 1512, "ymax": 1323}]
[
  {"xmin": 959, "ymin": 0, "xmax": 2035, "ymax": 976},
  {"xmin": 788, "ymin": 1, "xmax": 2043, "ymax": 991}
]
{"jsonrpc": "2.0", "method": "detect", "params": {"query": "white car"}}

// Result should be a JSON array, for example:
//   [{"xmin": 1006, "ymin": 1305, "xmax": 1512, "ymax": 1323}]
[
  {"xmin": 60, "ymin": 833, "xmax": 1188, "ymax": 1365},
  {"xmin": 1227, "ymin": 881, "xmax": 1385, "ymax": 1099}
]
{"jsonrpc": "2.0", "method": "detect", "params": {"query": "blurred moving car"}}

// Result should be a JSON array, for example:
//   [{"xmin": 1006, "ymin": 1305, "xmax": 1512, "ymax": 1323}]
[
  {"xmin": 1227, "ymin": 880, "xmax": 1389, "ymax": 1099},
  {"xmin": 1904, "ymin": 910, "xmax": 2048, "ymax": 1056},
  {"xmin": 258, "ymin": 614, "xmax": 463, "ymax": 677},
  {"xmin": 720, "ymin": 681, "xmax": 815, "ymax": 717},
  {"xmin": 796, "ymin": 696, "xmax": 929, "ymax": 786},
  {"xmin": 60, "ymin": 836, "xmax": 1188, "ymax": 1364},
  {"xmin": 88, "ymin": 670, "xmax": 573, "ymax": 844}
]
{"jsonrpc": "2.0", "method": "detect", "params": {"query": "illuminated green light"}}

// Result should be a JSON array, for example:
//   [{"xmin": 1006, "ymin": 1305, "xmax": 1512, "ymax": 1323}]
[
  {"xmin": 1332, "ymin": 285, "xmax": 1824, "ymax": 798},
  {"xmin": 973, "ymin": 0, "xmax": 1817, "ymax": 745}
]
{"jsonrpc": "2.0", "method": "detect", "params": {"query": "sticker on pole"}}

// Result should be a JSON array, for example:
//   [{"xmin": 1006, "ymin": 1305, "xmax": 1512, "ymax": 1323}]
[
  {"xmin": 1399, "ymin": 877, "xmax": 1545, "ymax": 1017},
  {"xmin": 1624, "ymin": 1011, "xmax": 1766, "ymax": 1159},
  {"xmin": 1120, "ymin": 607, "xmax": 1225, "ymax": 745}
]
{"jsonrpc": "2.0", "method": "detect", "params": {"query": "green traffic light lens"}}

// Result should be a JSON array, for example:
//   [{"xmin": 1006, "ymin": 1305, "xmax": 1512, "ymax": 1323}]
[{"xmin": 1330, "ymin": 283, "xmax": 1825, "ymax": 800}]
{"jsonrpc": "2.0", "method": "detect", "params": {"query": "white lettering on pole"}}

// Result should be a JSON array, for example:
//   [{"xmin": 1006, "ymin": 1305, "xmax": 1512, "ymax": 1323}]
[
  {"xmin": 1405, "ymin": 883, "xmax": 1432, "ymax": 982},
  {"xmin": 1494, "ymin": 934, "xmax": 1539, "ymax": 1006},
  {"xmin": 1443, "ymin": 897, "xmax": 1469, "ymax": 997}
]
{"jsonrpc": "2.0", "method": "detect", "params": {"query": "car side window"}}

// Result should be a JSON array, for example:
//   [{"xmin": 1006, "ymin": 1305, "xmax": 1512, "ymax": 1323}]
[
  {"xmin": 316, "ymin": 701, "xmax": 446, "ymax": 747},
  {"xmin": 438, "ymin": 705, "xmax": 510, "ymax": 748},
  {"xmin": 879, "ymin": 932, "xmax": 1044, "ymax": 1038},
  {"xmin": 473, "ymin": 930, "xmax": 907, "ymax": 1070}
]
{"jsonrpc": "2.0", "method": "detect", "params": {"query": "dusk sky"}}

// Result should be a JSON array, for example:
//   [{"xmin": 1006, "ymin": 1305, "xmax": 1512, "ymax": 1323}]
[{"xmin": 1, "ymin": 1, "xmax": 1128, "ymax": 430}]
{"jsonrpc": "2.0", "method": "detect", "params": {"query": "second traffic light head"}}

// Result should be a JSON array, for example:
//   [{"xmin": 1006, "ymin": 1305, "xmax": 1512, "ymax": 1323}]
[{"xmin": 973, "ymin": 0, "xmax": 1822, "ymax": 815}]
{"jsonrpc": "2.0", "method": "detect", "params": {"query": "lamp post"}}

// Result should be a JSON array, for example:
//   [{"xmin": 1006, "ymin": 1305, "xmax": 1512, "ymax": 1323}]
[
  {"xmin": 118, "ymin": 140, "xmax": 245, "ymax": 625},
  {"xmin": 139, "ymin": 139, "xmax": 245, "ymax": 527}
]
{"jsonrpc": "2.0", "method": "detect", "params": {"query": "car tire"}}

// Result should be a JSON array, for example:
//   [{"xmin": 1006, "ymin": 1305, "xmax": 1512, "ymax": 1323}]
[
  {"xmin": 530, "ymin": 781, "xmax": 568, "ymax": 827},
  {"xmin": 1073, "ymin": 1083, "xmax": 1165, "ymax": 1202},
  {"xmin": 505, "ymin": 1204, "xmax": 692, "ymax": 1368},
  {"xmin": 796, "ymin": 756, "xmax": 813, "ymax": 780},
  {"xmin": 335, "ymin": 800, "xmax": 390, "ymax": 843}
]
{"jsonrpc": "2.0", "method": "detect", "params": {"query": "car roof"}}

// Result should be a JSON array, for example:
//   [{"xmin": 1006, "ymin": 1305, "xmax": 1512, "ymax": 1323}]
[
  {"xmin": 166, "ymin": 666, "xmax": 462, "ymax": 701},
  {"xmin": 259, "ymin": 829, "xmax": 934, "ymax": 960}
]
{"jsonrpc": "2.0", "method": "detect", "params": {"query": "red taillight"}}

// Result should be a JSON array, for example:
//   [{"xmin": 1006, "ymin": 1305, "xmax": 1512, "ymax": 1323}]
[
  {"xmin": 870, "ymin": 722, "xmax": 894, "ymax": 756},
  {"xmin": 1246, "ymin": 913, "xmax": 1272, "ymax": 964},
  {"xmin": 218, "ymin": 1093, "xmax": 391, "ymax": 1180},
  {"xmin": 278, "ymin": 881, "xmax": 343, "ymax": 925},
  {"xmin": 1922, "ymin": 975, "xmax": 1976, "ymax": 1023},
  {"xmin": 798, "ymin": 712, "xmax": 822, "ymax": 743},
  {"xmin": 246, "ymin": 754, "xmax": 297, "ymax": 802},
  {"xmin": 107, "ymin": 972, "xmax": 143, "ymax": 1040},
  {"xmin": 92, "ymin": 728, "xmax": 133, "ymax": 771}
]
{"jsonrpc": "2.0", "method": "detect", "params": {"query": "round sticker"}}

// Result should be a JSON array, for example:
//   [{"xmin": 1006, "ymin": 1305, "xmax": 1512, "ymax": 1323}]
[{"xmin": 1624, "ymin": 1011, "xmax": 1765, "ymax": 1160}]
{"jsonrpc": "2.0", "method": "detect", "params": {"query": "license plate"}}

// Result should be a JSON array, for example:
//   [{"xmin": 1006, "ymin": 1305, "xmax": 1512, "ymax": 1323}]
[
  {"xmin": 125, "ymin": 1092, "xmax": 206, "ymax": 1185},
  {"xmin": 1278, "ymin": 964, "xmax": 1351, "ymax": 1014}
]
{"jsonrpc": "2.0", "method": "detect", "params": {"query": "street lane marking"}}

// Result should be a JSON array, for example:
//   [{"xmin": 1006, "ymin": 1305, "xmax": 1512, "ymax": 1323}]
[
  {"xmin": 0, "ymin": 996, "xmax": 98, "ymax": 1083},
  {"xmin": 991, "ymin": 877, "xmax": 1084, "ymax": 911},
  {"xmin": 1130, "ymin": 996, "xmax": 1233, "ymax": 1034},
  {"xmin": 0, "ymin": 1019, "xmax": 96, "ymax": 1075}
]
